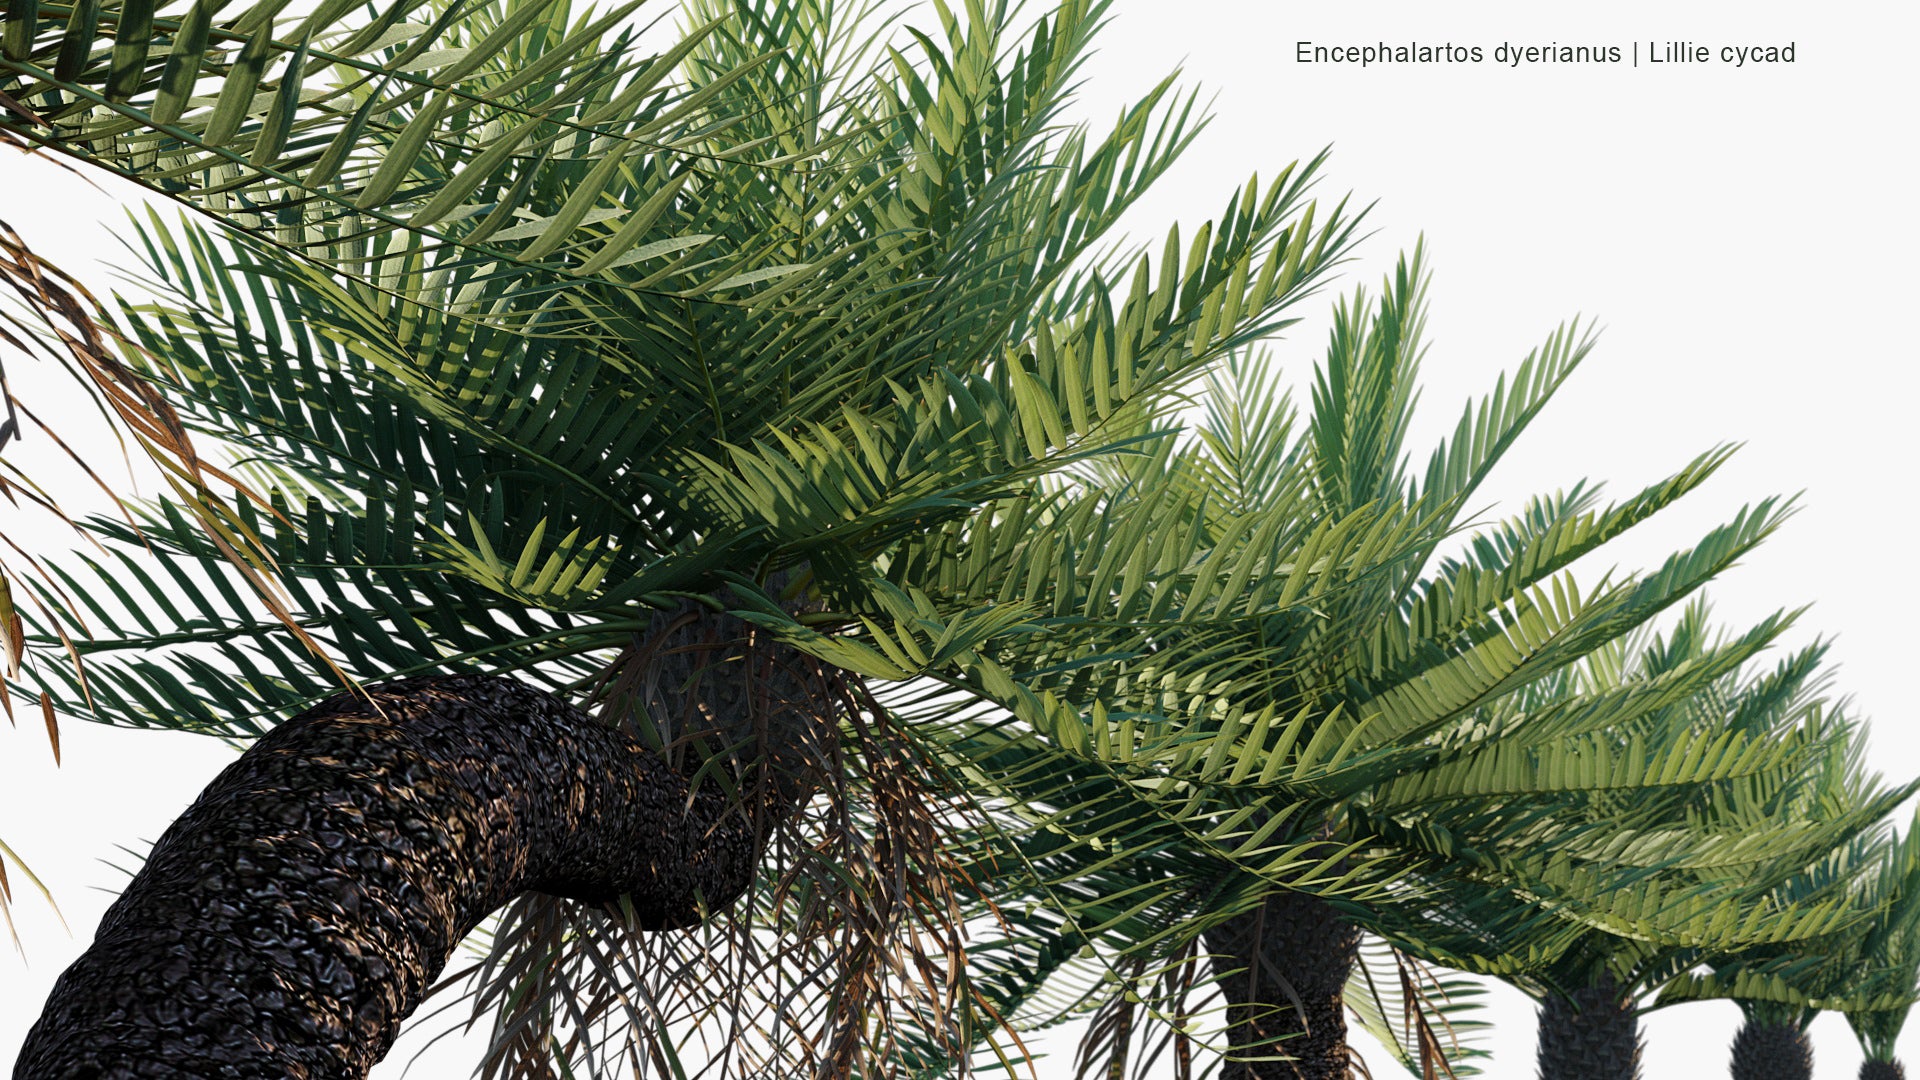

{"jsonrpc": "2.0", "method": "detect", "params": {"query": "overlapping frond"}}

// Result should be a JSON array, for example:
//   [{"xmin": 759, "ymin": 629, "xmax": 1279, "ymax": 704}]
[
  {"xmin": 2, "ymin": 0, "xmax": 767, "ymax": 278},
  {"xmin": 1653, "ymin": 812, "xmax": 1920, "ymax": 1058},
  {"xmin": 878, "ymin": 254, "xmax": 1843, "ymax": 1077},
  {"xmin": 4, "ymin": 0, "xmax": 1372, "ymax": 1074},
  {"xmin": 1362, "ymin": 607, "xmax": 1905, "ymax": 1020}
]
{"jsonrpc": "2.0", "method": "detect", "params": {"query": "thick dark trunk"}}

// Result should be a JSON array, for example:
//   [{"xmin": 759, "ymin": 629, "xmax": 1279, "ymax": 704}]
[
  {"xmin": 1729, "ymin": 1020, "xmax": 1812, "ymax": 1080},
  {"xmin": 1204, "ymin": 887, "xmax": 1363, "ymax": 1080},
  {"xmin": 15, "ymin": 674, "xmax": 765, "ymax": 1079},
  {"xmin": 1863, "ymin": 1061, "xmax": 1907, "ymax": 1080},
  {"xmin": 1534, "ymin": 976, "xmax": 1640, "ymax": 1080}
]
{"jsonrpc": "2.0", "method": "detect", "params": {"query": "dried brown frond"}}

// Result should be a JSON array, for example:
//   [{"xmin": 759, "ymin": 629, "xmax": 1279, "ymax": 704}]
[
  {"xmin": 1076, "ymin": 956, "xmax": 1147, "ymax": 1080},
  {"xmin": 1344, "ymin": 941, "xmax": 1474, "ymax": 1080},
  {"xmin": 0, "ymin": 209, "xmax": 352, "ymax": 708},
  {"xmin": 0, "ymin": 87, "xmax": 44, "ymax": 130},
  {"xmin": 1066, "ymin": 874, "xmax": 1290, "ymax": 1080},
  {"xmin": 1114, "ymin": 937, "xmax": 1216, "ymax": 1080},
  {"xmin": 1394, "ymin": 950, "xmax": 1463, "ymax": 1080},
  {"xmin": 0, "ymin": 200, "xmax": 361, "ymax": 931}
]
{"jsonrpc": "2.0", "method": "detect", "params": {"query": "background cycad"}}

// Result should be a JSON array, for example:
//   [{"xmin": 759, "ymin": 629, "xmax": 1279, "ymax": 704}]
[{"xmin": 888, "ymin": 252, "xmax": 1887, "ymax": 1080}]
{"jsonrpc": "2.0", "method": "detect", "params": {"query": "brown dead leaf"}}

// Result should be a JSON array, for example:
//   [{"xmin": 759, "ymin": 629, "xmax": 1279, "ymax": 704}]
[
  {"xmin": 0, "ymin": 211, "xmax": 355, "ymax": 706},
  {"xmin": 38, "ymin": 691, "xmax": 58, "ymax": 766},
  {"xmin": 0, "ymin": 85, "xmax": 45, "ymax": 128},
  {"xmin": 0, "ymin": 567, "xmax": 21, "ymax": 678}
]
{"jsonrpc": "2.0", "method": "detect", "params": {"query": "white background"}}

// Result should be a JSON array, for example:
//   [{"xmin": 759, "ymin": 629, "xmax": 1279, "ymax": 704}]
[{"xmin": 2, "ymin": 0, "xmax": 1916, "ymax": 1075}]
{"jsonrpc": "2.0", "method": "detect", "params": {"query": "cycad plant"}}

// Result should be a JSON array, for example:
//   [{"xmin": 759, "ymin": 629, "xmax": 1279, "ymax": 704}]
[
  {"xmin": 5, "ymin": 3, "xmax": 1903, "ymax": 1079},
  {"xmin": 953, "ymin": 599, "xmax": 1899, "ymax": 1080},
  {"xmin": 1847, "ymin": 849, "xmax": 1920, "ymax": 1080},
  {"xmin": 3, "ymin": 0, "xmax": 1384, "ymax": 1074},
  {"xmin": 887, "ymin": 250, "xmax": 1851, "ymax": 1080},
  {"xmin": 0, "ymin": 0, "xmax": 825, "ymax": 897},
  {"xmin": 0, "ymin": 0, "xmax": 799, "ymax": 686},
  {"xmin": 1375, "ymin": 607, "xmax": 1907, "ymax": 1080},
  {"xmin": 1656, "ymin": 810, "xmax": 1920, "ymax": 1080}
]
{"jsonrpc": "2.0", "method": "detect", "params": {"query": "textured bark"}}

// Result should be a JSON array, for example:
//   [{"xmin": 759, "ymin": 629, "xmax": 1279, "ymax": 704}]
[
  {"xmin": 1728, "ymin": 1020, "xmax": 1812, "ymax": 1080},
  {"xmin": 15, "ymin": 674, "xmax": 767, "ymax": 1079},
  {"xmin": 1205, "ymin": 887, "xmax": 1363, "ymax": 1080},
  {"xmin": 1534, "ymin": 977, "xmax": 1641, "ymax": 1080},
  {"xmin": 1862, "ymin": 1060, "xmax": 1907, "ymax": 1080}
]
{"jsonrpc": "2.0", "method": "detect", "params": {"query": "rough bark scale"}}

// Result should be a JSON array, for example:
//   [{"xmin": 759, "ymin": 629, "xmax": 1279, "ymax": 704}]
[
  {"xmin": 1728, "ymin": 1020, "xmax": 1813, "ymax": 1080},
  {"xmin": 1534, "ymin": 977, "xmax": 1641, "ymax": 1080},
  {"xmin": 1862, "ymin": 1060, "xmax": 1908, "ymax": 1080},
  {"xmin": 15, "ymin": 674, "xmax": 764, "ymax": 1079},
  {"xmin": 1205, "ymin": 887, "xmax": 1363, "ymax": 1080}
]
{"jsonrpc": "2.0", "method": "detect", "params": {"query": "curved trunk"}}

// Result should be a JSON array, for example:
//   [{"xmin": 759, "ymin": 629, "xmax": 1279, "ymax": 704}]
[
  {"xmin": 1728, "ymin": 1020, "xmax": 1813, "ymax": 1080},
  {"xmin": 15, "ymin": 674, "xmax": 768, "ymax": 1079},
  {"xmin": 1862, "ymin": 1061, "xmax": 1907, "ymax": 1080},
  {"xmin": 1534, "ymin": 977, "xmax": 1641, "ymax": 1080},
  {"xmin": 1204, "ymin": 886, "xmax": 1363, "ymax": 1080}
]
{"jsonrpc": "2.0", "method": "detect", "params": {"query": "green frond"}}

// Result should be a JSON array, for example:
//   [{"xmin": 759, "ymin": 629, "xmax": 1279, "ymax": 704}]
[{"xmin": 4, "ymin": 0, "xmax": 758, "ymax": 285}]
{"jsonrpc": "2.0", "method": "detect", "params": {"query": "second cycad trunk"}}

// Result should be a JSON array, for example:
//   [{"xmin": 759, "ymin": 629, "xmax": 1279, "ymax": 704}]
[
  {"xmin": 1534, "ymin": 976, "xmax": 1641, "ymax": 1080},
  {"xmin": 1728, "ymin": 1018, "xmax": 1813, "ymax": 1080},
  {"xmin": 1205, "ymin": 886, "xmax": 1363, "ymax": 1080}
]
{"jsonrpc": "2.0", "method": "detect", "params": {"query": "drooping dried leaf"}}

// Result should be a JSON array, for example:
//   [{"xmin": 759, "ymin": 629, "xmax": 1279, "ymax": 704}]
[
  {"xmin": 0, "ymin": 212, "xmax": 355, "ymax": 717},
  {"xmin": 0, "ymin": 565, "xmax": 22, "ymax": 678},
  {"xmin": 37, "ymin": 689, "xmax": 59, "ymax": 765},
  {"xmin": 0, "ymin": 830, "xmax": 66, "ymax": 954},
  {"xmin": 414, "ymin": 616, "xmax": 996, "ymax": 1080}
]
